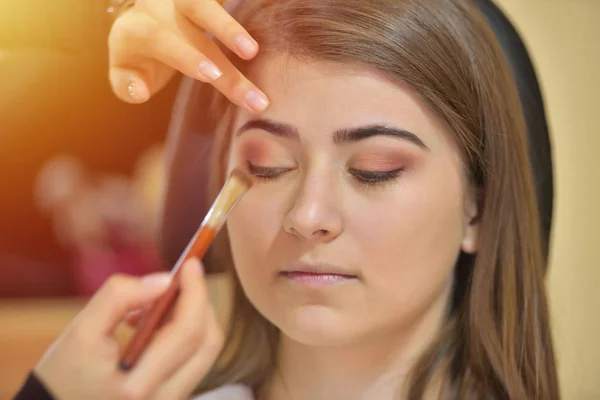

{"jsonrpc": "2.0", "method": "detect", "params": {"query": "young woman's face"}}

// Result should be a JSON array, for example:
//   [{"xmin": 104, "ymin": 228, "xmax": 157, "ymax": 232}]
[{"xmin": 225, "ymin": 54, "xmax": 479, "ymax": 346}]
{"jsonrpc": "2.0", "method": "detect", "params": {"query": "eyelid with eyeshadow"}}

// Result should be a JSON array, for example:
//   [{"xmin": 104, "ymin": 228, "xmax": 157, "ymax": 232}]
[
  {"xmin": 348, "ymin": 150, "xmax": 408, "ymax": 172},
  {"xmin": 238, "ymin": 137, "xmax": 297, "ymax": 167}
]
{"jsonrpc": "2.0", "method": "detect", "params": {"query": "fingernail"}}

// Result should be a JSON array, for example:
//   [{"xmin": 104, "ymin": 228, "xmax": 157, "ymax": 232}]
[
  {"xmin": 198, "ymin": 61, "xmax": 222, "ymax": 81},
  {"xmin": 234, "ymin": 35, "xmax": 258, "ymax": 57},
  {"xmin": 142, "ymin": 273, "xmax": 171, "ymax": 289},
  {"xmin": 127, "ymin": 77, "xmax": 149, "ymax": 102},
  {"xmin": 244, "ymin": 89, "xmax": 269, "ymax": 113},
  {"xmin": 125, "ymin": 308, "xmax": 141, "ymax": 320}
]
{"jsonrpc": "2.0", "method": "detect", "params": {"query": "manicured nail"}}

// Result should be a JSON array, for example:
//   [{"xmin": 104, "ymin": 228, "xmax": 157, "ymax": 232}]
[
  {"xmin": 198, "ymin": 61, "xmax": 222, "ymax": 81},
  {"xmin": 125, "ymin": 308, "xmax": 141, "ymax": 320},
  {"xmin": 127, "ymin": 77, "xmax": 149, "ymax": 102},
  {"xmin": 142, "ymin": 273, "xmax": 171, "ymax": 289},
  {"xmin": 244, "ymin": 89, "xmax": 269, "ymax": 113},
  {"xmin": 234, "ymin": 34, "xmax": 258, "ymax": 57}
]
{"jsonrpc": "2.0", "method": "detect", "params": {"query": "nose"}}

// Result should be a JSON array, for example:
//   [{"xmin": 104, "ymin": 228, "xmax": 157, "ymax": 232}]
[{"xmin": 283, "ymin": 173, "xmax": 343, "ymax": 243}]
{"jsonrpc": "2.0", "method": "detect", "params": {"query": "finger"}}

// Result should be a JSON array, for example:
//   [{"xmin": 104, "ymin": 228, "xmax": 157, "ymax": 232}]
[
  {"xmin": 175, "ymin": 0, "xmax": 258, "ymax": 59},
  {"xmin": 152, "ymin": 307, "xmax": 224, "ymax": 400},
  {"xmin": 125, "ymin": 305, "xmax": 175, "ymax": 329},
  {"xmin": 172, "ymin": 0, "xmax": 269, "ymax": 113},
  {"xmin": 192, "ymin": 35, "xmax": 270, "ymax": 114},
  {"xmin": 124, "ymin": 307, "xmax": 144, "ymax": 328},
  {"xmin": 109, "ymin": 14, "xmax": 154, "ymax": 103},
  {"xmin": 134, "ymin": 28, "xmax": 269, "ymax": 113},
  {"xmin": 109, "ymin": 13, "xmax": 221, "ymax": 103},
  {"xmin": 143, "ymin": 27, "xmax": 225, "ymax": 83},
  {"xmin": 78, "ymin": 273, "xmax": 172, "ymax": 336},
  {"xmin": 124, "ymin": 258, "xmax": 209, "ymax": 396},
  {"xmin": 109, "ymin": 9, "xmax": 269, "ymax": 112},
  {"xmin": 110, "ymin": 30, "xmax": 224, "ymax": 103},
  {"xmin": 109, "ymin": 68, "xmax": 152, "ymax": 104}
]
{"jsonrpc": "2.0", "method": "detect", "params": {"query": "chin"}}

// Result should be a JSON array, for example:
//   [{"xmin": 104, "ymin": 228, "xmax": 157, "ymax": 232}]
[{"xmin": 275, "ymin": 304, "xmax": 361, "ymax": 347}]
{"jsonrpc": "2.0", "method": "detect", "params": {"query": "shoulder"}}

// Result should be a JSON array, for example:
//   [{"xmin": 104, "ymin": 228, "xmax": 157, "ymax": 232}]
[{"xmin": 191, "ymin": 384, "xmax": 255, "ymax": 400}]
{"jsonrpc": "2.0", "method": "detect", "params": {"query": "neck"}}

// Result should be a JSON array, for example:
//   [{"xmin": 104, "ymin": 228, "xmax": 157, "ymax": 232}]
[{"xmin": 260, "ymin": 292, "xmax": 450, "ymax": 400}]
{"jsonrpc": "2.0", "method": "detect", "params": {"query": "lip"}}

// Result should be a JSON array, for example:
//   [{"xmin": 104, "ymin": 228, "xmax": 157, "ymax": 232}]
[{"xmin": 279, "ymin": 260, "xmax": 358, "ymax": 286}]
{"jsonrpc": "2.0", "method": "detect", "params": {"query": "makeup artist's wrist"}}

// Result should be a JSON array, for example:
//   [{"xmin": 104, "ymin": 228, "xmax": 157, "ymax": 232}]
[{"xmin": 13, "ymin": 371, "xmax": 55, "ymax": 400}]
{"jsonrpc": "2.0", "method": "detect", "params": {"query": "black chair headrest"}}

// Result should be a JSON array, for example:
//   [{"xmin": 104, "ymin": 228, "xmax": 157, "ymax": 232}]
[{"xmin": 473, "ymin": 0, "xmax": 554, "ymax": 263}]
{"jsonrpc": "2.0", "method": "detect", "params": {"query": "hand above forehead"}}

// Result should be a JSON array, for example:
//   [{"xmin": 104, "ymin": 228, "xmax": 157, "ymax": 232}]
[{"xmin": 107, "ymin": 0, "xmax": 269, "ymax": 114}]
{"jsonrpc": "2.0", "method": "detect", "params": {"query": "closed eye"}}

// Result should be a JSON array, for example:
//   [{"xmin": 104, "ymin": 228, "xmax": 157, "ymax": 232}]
[
  {"xmin": 246, "ymin": 161, "xmax": 293, "ymax": 180},
  {"xmin": 349, "ymin": 167, "xmax": 404, "ymax": 186},
  {"xmin": 246, "ymin": 162, "xmax": 404, "ymax": 186}
]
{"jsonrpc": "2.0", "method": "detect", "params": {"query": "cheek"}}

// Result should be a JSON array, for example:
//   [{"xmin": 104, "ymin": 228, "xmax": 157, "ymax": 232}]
[
  {"xmin": 350, "ymin": 166, "xmax": 466, "ymax": 302},
  {"xmin": 225, "ymin": 187, "xmax": 285, "ymax": 279}
]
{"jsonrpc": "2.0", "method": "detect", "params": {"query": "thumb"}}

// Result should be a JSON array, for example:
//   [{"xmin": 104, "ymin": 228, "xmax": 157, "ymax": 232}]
[
  {"xmin": 80, "ymin": 273, "xmax": 172, "ymax": 337},
  {"xmin": 109, "ymin": 68, "xmax": 151, "ymax": 104}
]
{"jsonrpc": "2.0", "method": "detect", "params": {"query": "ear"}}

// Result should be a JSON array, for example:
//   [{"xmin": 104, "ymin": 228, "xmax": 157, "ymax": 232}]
[{"xmin": 460, "ymin": 188, "xmax": 480, "ymax": 254}]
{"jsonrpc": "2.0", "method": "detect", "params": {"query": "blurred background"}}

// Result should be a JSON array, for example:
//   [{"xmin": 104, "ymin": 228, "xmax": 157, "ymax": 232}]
[{"xmin": 0, "ymin": 0, "xmax": 598, "ymax": 398}]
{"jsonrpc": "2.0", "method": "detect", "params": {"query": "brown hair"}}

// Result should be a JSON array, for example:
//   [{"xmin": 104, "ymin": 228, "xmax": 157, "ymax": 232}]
[{"xmin": 193, "ymin": 0, "xmax": 560, "ymax": 398}]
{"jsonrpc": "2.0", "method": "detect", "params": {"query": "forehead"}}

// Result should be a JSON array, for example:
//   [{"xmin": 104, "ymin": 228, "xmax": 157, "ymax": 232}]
[{"xmin": 236, "ymin": 53, "xmax": 450, "ymax": 149}]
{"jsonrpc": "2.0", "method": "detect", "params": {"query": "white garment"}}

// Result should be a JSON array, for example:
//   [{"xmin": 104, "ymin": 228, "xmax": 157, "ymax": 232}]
[{"xmin": 191, "ymin": 384, "xmax": 255, "ymax": 400}]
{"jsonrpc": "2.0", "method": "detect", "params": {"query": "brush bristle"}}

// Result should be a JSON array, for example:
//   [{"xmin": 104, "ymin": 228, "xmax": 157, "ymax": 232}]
[
  {"xmin": 230, "ymin": 168, "xmax": 254, "ymax": 190},
  {"xmin": 202, "ymin": 169, "xmax": 253, "ymax": 229}
]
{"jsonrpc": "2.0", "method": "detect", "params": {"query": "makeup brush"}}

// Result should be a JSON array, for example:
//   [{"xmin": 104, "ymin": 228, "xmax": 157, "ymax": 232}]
[{"xmin": 119, "ymin": 169, "xmax": 253, "ymax": 371}]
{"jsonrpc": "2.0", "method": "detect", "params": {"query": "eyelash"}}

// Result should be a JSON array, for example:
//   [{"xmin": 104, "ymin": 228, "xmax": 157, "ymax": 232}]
[
  {"xmin": 348, "ymin": 167, "xmax": 404, "ymax": 186},
  {"xmin": 246, "ymin": 162, "xmax": 292, "ymax": 181},
  {"xmin": 246, "ymin": 161, "xmax": 404, "ymax": 186}
]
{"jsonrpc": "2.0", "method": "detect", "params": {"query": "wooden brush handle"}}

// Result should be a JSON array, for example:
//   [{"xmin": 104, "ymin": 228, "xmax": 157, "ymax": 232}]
[{"xmin": 119, "ymin": 227, "xmax": 216, "ymax": 370}]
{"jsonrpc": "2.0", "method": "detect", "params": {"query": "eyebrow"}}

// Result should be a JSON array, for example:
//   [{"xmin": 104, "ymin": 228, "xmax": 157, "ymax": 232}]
[{"xmin": 236, "ymin": 119, "xmax": 429, "ymax": 150}]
